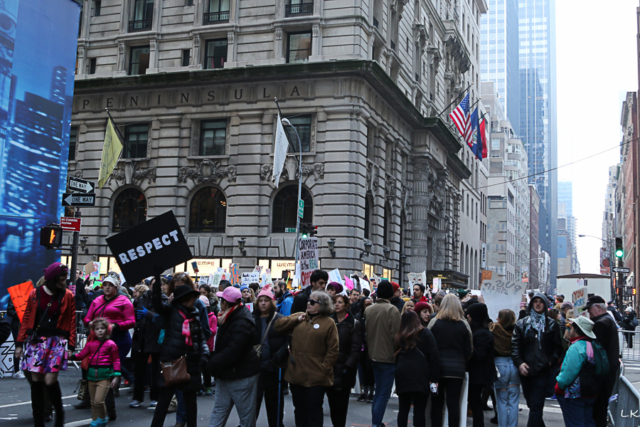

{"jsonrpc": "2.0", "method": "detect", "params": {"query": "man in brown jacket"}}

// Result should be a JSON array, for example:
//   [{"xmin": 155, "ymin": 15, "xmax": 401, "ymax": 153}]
[{"xmin": 365, "ymin": 280, "xmax": 401, "ymax": 427}]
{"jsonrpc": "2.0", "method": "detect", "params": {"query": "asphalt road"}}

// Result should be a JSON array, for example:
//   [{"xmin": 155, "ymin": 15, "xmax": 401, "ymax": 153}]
[{"xmin": 0, "ymin": 368, "xmax": 569, "ymax": 427}]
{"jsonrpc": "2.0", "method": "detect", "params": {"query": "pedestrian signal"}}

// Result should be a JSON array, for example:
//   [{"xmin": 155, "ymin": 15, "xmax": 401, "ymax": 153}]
[{"xmin": 40, "ymin": 224, "xmax": 63, "ymax": 249}]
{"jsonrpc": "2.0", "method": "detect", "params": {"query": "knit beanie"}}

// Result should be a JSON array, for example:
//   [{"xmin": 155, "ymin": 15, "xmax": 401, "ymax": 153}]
[
  {"xmin": 377, "ymin": 280, "xmax": 394, "ymax": 299},
  {"xmin": 44, "ymin": 262, "xmax": 68, "ymax": 281}
]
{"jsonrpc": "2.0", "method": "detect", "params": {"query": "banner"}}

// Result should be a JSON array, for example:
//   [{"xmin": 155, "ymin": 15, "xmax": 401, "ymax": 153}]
[
  {"xmin": 572, "ymin": 287, "xmax": 587, "ymax": 314},
  {"xmin": 272, "ymin": 113, "xmax": 289, "ymax": 188},
  {"xmin": 8, "ymin": 281, "xmax": 33, "ymax": 322},
  {"xmin": 299, "ymin": 238, "xmax": 318, "ymax": 288},
  {"xmin": 481, "ymin": 280, "xmax": 527, "ymax": 323},
  {"xmin": 229, "ymin": 264, "xmax": 239, "ymax": 285},
  {"xmin": 106, "ymin": 211, "xmax": 193, "ymax": 285},
  {"xmin": 98, "ymin": 118, "xmax": 123, "ymax": 189}
]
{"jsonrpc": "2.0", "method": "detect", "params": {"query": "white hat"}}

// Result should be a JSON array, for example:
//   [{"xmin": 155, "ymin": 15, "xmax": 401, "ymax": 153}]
[
  {"xmin": 569, "ymin": 316, "xmax": 596, "ymax": 340},
  {"xmin": 626, "ymin": 307, "xmax": 633, "ymax": 312},
  {"xmin": 102, "ymin": 273, "xmax": 121, "ymax": 288}
]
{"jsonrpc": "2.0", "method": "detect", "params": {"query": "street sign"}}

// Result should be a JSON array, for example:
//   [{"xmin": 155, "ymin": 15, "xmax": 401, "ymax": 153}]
[
  {"xmin": 298, "ymin": 199, "xmax": 304, "ymax": 218},
  {"xmin": 613, "ymin": 267, "xmax": 631, "ymax": 274},
  {"xmin": 60, "ymin": 217, "xmax": 81, "ymax": 232},
  {"xmin": 62, "ymin": 193, "xmax": 96, "ymax": 207},
  {"xmin": 285, "ymin": 228, "xmax": 296, "ymax": 233},
  {"xmin": 68, "ymin": 177, "xmax": 96, "ymax": 194}
]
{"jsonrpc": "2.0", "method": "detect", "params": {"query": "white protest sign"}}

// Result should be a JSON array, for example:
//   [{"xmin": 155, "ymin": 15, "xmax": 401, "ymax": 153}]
[
  {"xmin": 433, "ymin": 278, "xmax": 442, "ymax": 293},
  {"xmin": 481, "ymin": 280, "xmax": 527, "ymax": 322},
  {"xmin": 328, "ymin": 269, "xmax": 343, "ymax": 285},
  {"xmin": 210, "ymin": 272, "xmax": 222, "ymax": 288},
  {"xmin": 299, "ymin": 238, "xmax": 319, "ymax": 288},
  {"xmin": 408, "ymin": 272, "xmax": 427, "ymax": 288},
  {"xmin": 572, "ymin": 287, "xmax": 587, "ymax": 314},
  {"xmin": 253, "ymin": 265, "xmax": 263, "ymax": 274},
  {"xmin": 261, "ymin": 268, "xmax": 272, "ymax": 287},
  {"xmin": 241, "ymin": 272, "xmax": 260, "ymax": 285}
]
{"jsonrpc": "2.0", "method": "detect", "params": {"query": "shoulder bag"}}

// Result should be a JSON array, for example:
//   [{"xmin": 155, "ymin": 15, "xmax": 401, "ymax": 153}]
[
  {"xmin": 254, "ymin": 315, "xmax": 277, "ymax": 358},
  {"xmin": 161, "ymin": 356, "xmax": 190, "ymax": 387}
]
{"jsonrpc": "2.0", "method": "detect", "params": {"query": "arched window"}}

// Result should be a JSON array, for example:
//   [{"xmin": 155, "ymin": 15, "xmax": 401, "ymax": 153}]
[
  {"xmin": 189, "ymin": 187, "xmax": 226, "ymax": 233},
  {"xmin": 383, "ymin": 202, "xmax": 391, "ymax": 246},
  {"xmin": 272, "ymin": 185, "xmax": 313, "ymax": 232},
  {"xmin": 113, "ymin": 188, "xmax": 146, "ymax": 232},
  {"xmin": 364, "ymin": 195, "xmax": 372, "ymax": 240}
]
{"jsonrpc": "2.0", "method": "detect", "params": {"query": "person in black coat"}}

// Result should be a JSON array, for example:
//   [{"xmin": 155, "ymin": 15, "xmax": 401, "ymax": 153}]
[
  {"xmin": 150, "ymin": 273, "xmax": 209, "ymax": 427},
  {"xmin": 208, "ymin": 287, "xmax": 260, "ymax": 427},
  {"xmin": 326, "ymin": 295, "xmax": 362, "ymax": 427},
  {"xmin": 290, "ymin": 270, "xmax": 328, "ymax": 314},
  {"xmin": 465, "ymin": 303, "xmax": 495, "ymax": 427},
  {"xmin": 253, "ymin": 288, "xmax": 289, "ymax": 427},
  {"xmin": 355, "ymin": 297, "xmax": 375, "ymax": 402},
  {"xmin": 395, "ymin": 311, "xmax": 440, "ymax": 427}
]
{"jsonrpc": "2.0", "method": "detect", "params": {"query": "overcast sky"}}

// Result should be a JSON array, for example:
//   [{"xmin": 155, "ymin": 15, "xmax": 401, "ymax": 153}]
[{"xmin": 557, "ymin": 0, "xmax": 638, "ymax": 274}]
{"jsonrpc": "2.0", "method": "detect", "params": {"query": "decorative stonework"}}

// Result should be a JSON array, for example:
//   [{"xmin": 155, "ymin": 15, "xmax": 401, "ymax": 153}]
[
  {"xmin": 109, "ymin": 161, "xmax": 156, "ymax": 186},
  {"xmin": 260, "ymin": 162, "xmax": 324, "ymax": 183},
  {"xmin": 178, "ymin": 160, "xmax": 236, "ymax": 184},
  {"xmin": 69, "ymin": 170, "xmax": 83, "ymax": 179},
  {"xmin": 385, "ymin": 174, "xmax": 396, "ymax": 202}
]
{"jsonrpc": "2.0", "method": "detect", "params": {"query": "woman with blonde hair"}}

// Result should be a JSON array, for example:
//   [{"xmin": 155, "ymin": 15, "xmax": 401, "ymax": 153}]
[
  {"xmin": 401, "ymin": 300, "xmax": 415, "ymax": 315},
  {"xmin": 427, "ymin": 293, "xmax": 472, "ymax": 427}
]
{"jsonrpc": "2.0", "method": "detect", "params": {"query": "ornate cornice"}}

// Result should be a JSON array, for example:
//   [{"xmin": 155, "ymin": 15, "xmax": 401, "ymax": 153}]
[
  {"xmin": 109, "ymin": 161, "xmax": 156, "ymax": 186},
  {"xmin": 178, "ymin": 160, "xmax": 236, "ymax": 184}
]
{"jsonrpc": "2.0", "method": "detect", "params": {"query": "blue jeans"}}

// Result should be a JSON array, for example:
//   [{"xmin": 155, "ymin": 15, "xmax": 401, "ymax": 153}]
[
  {"xmin": 371, "ymin": 361, "xmax": 396, "ymax": 427},
  {"xmin": 176, "ymin": 389, "xmax": 186, "ymax": 424},
  {"xmin": 557, "ymin": 395, "xmax": 596, "ymax": 427},
  {"xmin": 494, "ymin": 357, "xmax": 520, "ymax": 427},
  {"xmin": 111, "ymin": 331, "xmax": 134, "ymax": 382}
]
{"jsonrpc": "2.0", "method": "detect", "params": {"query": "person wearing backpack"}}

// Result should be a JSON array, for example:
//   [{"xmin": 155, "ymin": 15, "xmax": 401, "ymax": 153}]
[
  {"xmin": 555, "ymin": 316, "xmax": 609, "ymax": 427},
  {"xmin": 621, "ymin": 307, "xmax": 638, "ymax": 348}
]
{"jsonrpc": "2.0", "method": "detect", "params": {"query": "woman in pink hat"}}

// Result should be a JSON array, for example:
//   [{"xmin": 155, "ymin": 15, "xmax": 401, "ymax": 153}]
[{"xmin": 253, "ymin": 288, "xmax": 289, "ymax": 427}]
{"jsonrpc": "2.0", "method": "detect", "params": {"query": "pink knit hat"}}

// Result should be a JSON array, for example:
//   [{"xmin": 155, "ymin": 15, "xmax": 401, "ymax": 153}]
[{"xmin": 257, "ymin": 288, "xmax": 275, "ymax": 301}]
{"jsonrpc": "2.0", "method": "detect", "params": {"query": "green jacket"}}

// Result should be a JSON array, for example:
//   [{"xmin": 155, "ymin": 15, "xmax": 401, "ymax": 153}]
[{"xmin": 364, "ymin": 299, "xmax": 401, "ymax": 363}]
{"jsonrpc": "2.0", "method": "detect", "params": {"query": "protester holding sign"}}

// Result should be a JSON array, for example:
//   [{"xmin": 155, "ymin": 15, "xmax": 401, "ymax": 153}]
[
  {"xmin": 150, "ymin": 272, "xmax": 209, "ymax": 427},
  {"xmin": 15, "ymin": 262, "xmax": 76, "ymax": 427}
]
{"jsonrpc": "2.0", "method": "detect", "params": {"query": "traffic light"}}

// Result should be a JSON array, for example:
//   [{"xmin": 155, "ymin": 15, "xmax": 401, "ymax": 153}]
[
  {"xmin": 615, "ymin": 237, "xmax": 624, "ymax": 258},
  {"xmin": 40, "ymin": 224, "xmax": 63, "ymax": 249},
  {"xmin": 309, "ymin": 224, "xmax": 318, "ymax": 237},
  {"xmin": 300, "ymin": 223, "xmax": 309, "ymax": 238},
  {"xmin": 633, "ymin": 288, "xmax": 637, "ymax": 296}
]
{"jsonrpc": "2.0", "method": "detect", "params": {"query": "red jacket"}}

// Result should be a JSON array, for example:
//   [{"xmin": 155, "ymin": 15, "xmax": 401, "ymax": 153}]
[{"xmin": 17, "ymin": 287, "xmax": 77, "ymax": 350}]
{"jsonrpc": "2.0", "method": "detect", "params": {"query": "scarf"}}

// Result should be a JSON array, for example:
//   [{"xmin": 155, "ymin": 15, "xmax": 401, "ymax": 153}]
[
  {"xmin": 217, "ymin": 303, "xmax": 242, "ymax": 326},
  {"xmin": 490, "ymin": 323, "xmax": 513, "ymax": 356},
  {"xmin": 178, "ymin": 310, "xmax": 196, "ymax": 346},
  {"xmin": 529, "ymin": 310, "xmax": 546, "ymax": 334}
]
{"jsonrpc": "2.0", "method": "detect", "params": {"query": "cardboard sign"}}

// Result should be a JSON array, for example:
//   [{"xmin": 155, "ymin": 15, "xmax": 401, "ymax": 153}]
[
  {"xmin": 8, "ymin": 281, "xmax": 33, "ymax": 322},
  {"xmin": 572, "ymin": 287, "xmax": 587, "ymax": 314},
  {"xmin": 229, "ymin": 264, "xmax": 239, "ymax": 285},
  {"xmin": 106, "ymin": 211, "xmax": 193, "ymax": 285},
  {"xmin": 88, "ymin": 261, "xmax": 101, "ymax": 278},
  {"xmin": 299, "ymin": 238, "xmax": 319, "ymax": 288},
  {"xmin": 481, "ymin": 270, "xmax": 492, "ymax": 283},
  {"xmin": 481, "ymin": 280, "xmax": 527, "ymax": 323},
  {"xmin": 241, "ymin": 272, "xmax": 260, "ymax": 285}
]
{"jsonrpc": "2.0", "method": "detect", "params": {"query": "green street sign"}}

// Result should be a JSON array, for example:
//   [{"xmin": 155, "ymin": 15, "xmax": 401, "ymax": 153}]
[
  {"xmin": 285, "ymin": 228, "xmax": 296, "ymax": 233},
  {"xmin": 298, "ymin": 199, "xmax": 304, "ymax": 218}
]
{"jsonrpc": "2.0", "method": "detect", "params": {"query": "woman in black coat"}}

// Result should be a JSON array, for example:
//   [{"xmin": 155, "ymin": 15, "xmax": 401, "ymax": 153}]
[
  {"xmin": 327, "ymin": 295, "xmax": 362, "ymax": 427},
  {"xmin": 150, "ymin": 273, "xmax": 209, "ymax": 427},
  {"xmin": 465, "ymin": 303, "xmax": 496, "ymax": 427},
  {"xmin": 355, "ymin": 297, "xmax": 374, "ymax": 402},
  {"xmin": 253, "ymin": 288, "xmax": 290, "ymax": 427},
  {"xmin": 395, "ymin": 311, "xmax": 441, "ymax": 427}
]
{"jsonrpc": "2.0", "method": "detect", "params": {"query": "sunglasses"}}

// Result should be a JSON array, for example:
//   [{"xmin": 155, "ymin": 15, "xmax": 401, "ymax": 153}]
[{"xmin": 308, "ymin": 299, "xmax": 319, "ymax": 306}]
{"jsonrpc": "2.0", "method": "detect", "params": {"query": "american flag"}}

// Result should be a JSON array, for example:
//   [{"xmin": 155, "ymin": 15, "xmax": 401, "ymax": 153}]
[{"xmin": 449, "ymin": 93, "xmax": 470, "ymax": 138}]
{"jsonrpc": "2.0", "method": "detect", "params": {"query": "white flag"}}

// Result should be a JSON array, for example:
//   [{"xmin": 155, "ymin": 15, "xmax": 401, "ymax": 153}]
[{"xmin": 272, "ymin": 114, "xmax": 289, "ymax": 188}]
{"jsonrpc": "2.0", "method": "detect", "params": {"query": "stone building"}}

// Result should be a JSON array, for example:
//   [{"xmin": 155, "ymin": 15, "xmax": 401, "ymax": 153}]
[{"xmin": 66, "ymin": 0, "xmax": 486, "ymax": 285}]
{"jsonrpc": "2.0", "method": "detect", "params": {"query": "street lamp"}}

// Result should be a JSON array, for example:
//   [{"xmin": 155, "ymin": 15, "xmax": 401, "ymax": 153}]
[
  {"xmin": 80, "ymin": 236, "xmax": 88, "ymax": 251},
  {"xmin": 327, "ymin": 238, "xmax": 336, "ymax": 257},
  {"xmin": 383, "ymin": 247, "xmax": 391, "ymax": 260},
  {"xmin": 237, "ymin": 238, "xmax": 246, "ymax": 256},
  {"xmin": 360, "ymin": 240, "xmax": 372, "ymax": 259}
]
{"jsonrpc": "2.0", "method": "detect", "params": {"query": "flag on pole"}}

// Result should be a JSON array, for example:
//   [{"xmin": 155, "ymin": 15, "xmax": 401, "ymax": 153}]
[
  {"xmin": 479, "ymin": 116, "xmax": 488, "ymax": 159},
  {"xmin": 449, "ymin": 93, "xmax": 470, "ymax": 138},
  {"xmin": 467, "ymin": 107, "xmax": 478, "ymax": 150},
  {"xmin": 98, "ymin": 118, "xmax": 123, "ymax": 189},
  {"xmin": 272, "ymin": 113, "xmax": 289, "ymax": 188}
]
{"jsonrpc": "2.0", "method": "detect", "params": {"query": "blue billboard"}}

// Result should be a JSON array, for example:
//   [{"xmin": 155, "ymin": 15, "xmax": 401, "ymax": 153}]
[{"xmin": 0, "ymin": 0, "xmax": 80, "ymax": 308}]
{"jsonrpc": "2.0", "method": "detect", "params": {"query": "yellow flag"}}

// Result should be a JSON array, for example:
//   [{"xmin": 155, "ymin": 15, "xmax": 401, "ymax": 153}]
[{"xmin": 98, "ymin": 118, "xmax": 123, "ymax": 189}]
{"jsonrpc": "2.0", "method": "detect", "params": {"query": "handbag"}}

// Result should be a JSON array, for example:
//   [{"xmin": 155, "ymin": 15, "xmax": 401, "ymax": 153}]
[
  {"xmin": 253, "ymin": 315, "xmax": 277, "ymax": 358},
  {"xmin": 75, "ymin": 379, "xmax": 89, "ymax": 401},
  {"xmin": 161, "ymin": 356, "xmax": 191, "ymax": 387}
]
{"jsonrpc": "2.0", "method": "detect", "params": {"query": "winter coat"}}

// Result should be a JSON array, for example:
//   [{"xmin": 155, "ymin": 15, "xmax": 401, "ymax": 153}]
[
  {"xmin": 428, "ymin": 318, "xmax": 472, "ymax": 379},
  {"xmin": 253, "ymin": 311, "xmax": 289, "ymax": 372},
  {"xmin": 0, "ymin": 318, "xmax": 11, "ymax": 346},
  {"xmin": 208, "ymin": 304, "xmax": 260, "ymax": 381},
  {"xmin": 365, "ymin": 299, "xmax": 401, "ymax": 364},
  {"xmin": 591, "ymin": 312, "xmax": 621, "ymax": 375},
  {"xmin": 467, "ymin": 327, "xmax": 496, "ymax": 385},
  {"xmin": 73, "ymin": 339, "xmax": 121, "ymax": 371},
  {"xmin": 84, "ymin": 294, "xmax": 136, "ymax": 333},
  {"xmin": 511, "ymin": 293, "xmax": 563, "ymax": 376},
  {"xmin": 152, "ymin": 282, "xmax": 209, "ymax": 392},
  {"xmin": 395, "ymin": 328, "xmax": 441, "ymax": 395},
  {"xmin": 277, "ymin": 292, "xmax": 294, "ymax": 316},
  {"xmin": 207, "ymin": 312, "xmax": 218, "ymax": 351},
  {"xmin": 390, "ymin": 297, "xmax": 405, "ymax": 313},
  {"xmin": 290, "ymin": 286, "xmax": 312, "ymax": 315},
  {"xmin": 622, "ymin": 312, "xmax": 637, "ymax": 331},
  {"xmin": 132, "ymin": 291, "xmax": 167, "ymax": 354},
  {"xmin": 275, "ymin": 312, "xmax": 339, "ymax": 388},
  {"xmin": 555, "ymin": 338, "xmax": 605, "ymax": 399},
  {"xmin": 490, "ymin": 323, "xmax": 514, "ymax": 357},
  {"xmin": 330, "ymin": 313, "xmax": 362, "ymax": 390},
  {"xmin": 72, "ymin": 278, "xmax": 89, "ymax": 311},
  {"xmin": 17, "ymin": 287, "xmax": 76, "ymax": 350}
]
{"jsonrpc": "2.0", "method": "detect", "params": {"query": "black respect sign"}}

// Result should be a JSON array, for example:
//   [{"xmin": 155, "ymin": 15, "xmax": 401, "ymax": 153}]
[{"xmin": 106, "ymin": 211, "xmax": 193, "ymax": 284}]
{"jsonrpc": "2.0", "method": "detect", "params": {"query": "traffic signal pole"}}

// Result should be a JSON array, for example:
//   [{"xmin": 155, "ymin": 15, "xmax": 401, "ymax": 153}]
[{"xmin": 69, "ymin": 208, "xmax": 81, "ymax": 288}]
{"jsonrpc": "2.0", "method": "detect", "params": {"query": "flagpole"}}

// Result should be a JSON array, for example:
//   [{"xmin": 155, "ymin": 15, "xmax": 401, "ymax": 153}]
[
  {"xmin": 274, "ymin": 98, "xmax": 303, "ymax": 284},
  {"xmin": 105, "ymin": 108, "xmax": 131, "ymax": 158},
  {"xmin": 436, "ymin": 83, "xmax": 473, "ymax": 118}
]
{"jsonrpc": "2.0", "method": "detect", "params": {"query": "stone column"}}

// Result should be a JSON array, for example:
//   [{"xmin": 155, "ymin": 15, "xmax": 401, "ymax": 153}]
[{"xmin": 410, "ymin": 154, "xmax": 435, "ymax": 273}]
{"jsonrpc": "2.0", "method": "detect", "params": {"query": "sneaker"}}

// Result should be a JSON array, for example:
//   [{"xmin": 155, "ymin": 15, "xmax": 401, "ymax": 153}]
[
  {"xmin": 366, "ymin": 392, "xmax": 374, "ymax": 403},
  {"xmin": 129, "ymin": 400, "xmax": 143, "ymax": 408},
  {"xmin": 357, "ymin": 393, "xmax": 367, "ymax": 402},
  {"xmin": 204, "ymin": 388, "xmax": 213, "ymax": 396},
  {"xmin": 13, "ymin": 371, "xmax": 25, "ymax": 379},
  {"xmin": 167, "ymin": 398, "xmax": 177, "ymax": 414},
  {"xmin": 149, "ymin": 401, "xmax": 158, "ymax": 407}
]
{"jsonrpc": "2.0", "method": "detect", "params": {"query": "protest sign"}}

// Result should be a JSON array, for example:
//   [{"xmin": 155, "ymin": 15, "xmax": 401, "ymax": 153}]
[
  {"xmin": 260, "ymin": 268, "xmax": 272, "ymax": 286},
  {"xmin": 572, "ymin": 287, "xmax": 587, "ymax": 314},
  {"xmin": 89, "ymin": 261, "xmax": 101, "ymax": 278},
  {"xmin": 433, "ymin": 278, "xmax": 442, "ymax": 293},
  {"xmin": 229, "ymin": 264, "xmax": 239, "ymax": 285},
  {"xmin": 299, "ymin": 238, "xmax": 318, "ymax": 288},
  {"xmin": 344, "ymin": 276, "xmax": 354, "ymax": 290},
  {"xmin": 408, "ymin": 272, "xmax": 427, "ymax": 289},
  {"xmin": 8, "ymin": 281, "xmax": 33, "ymax": 322},
  {"xmin": 253, "ymin": 266, "xmax": 263, "ymax": 274},
  {"xmin": 241, "ymin": 272, "xmax": 261, "ymax": 285},
  {"xmin": 210, "ymin": 272, "xmax": 222, "ymax": 288},
  {"xmin": 328, "ymin": 269, "xmax": 343, "ymax": 285},
  {"xmin": 481, "ymin": 280, "xmax": 527, "ymax": 322},
  {"xmin": 106, "ymin": 211, "xmax": 193, "ymax": 285}
]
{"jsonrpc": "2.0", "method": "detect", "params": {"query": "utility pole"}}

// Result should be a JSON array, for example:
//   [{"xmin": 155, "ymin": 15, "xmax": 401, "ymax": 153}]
[{"xmin": 69, "ymin": 208, "xmax": 81, "ymax": 287}]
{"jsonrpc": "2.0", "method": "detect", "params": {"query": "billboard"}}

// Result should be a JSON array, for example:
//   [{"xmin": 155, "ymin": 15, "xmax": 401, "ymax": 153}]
[{"xmin": 0, "ymin": 0, "xmax": 80, "ymax": 308}]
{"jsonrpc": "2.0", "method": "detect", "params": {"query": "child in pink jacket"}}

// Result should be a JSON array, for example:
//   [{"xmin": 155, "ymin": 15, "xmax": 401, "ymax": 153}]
[{"xmin": 70, "ymin": 318, "xmax": 121, "ymax": 427}]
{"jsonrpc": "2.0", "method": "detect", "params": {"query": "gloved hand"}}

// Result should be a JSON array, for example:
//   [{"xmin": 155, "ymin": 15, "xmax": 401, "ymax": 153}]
[
  {"xmin": 136, "ymin": 306, "xmax": 148, "ymax": 320},
  {"xmin": 199, "ymin": 353, "xmax": 210, "ymax": 370}
]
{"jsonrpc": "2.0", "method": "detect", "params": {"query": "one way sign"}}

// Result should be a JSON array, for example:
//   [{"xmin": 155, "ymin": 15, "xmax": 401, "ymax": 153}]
[
  {"xmin": 68, "ymin": 177, "xmax": 95, "ymax": 194},
  {"xmin": 62, "ymin": 193, "xmax": 96, "ymax": 207}
]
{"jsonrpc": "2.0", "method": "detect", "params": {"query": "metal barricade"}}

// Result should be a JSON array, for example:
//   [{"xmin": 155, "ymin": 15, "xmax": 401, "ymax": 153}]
[
  {"xmin": 620, "ymin": 330, "xmax": 640, "ymax": 362},
  {"xmin": 609, "ymin": 366, "xmax": 640, "ymax": 427}
]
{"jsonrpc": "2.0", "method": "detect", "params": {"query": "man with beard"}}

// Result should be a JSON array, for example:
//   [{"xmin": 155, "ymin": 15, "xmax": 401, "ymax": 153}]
[
  {"xmin": 273, "ymin": 280, "xmax": 294, "ymax": 316},
  {"xmin": 390, "ymin": 282, "xmax": 405, "ymax": 312}
]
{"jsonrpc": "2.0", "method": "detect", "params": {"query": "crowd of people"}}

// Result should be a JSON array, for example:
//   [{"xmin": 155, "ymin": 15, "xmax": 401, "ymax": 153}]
[{"xmin": 3, "ymin": 262, "xmax": 630, "ymax": 427}]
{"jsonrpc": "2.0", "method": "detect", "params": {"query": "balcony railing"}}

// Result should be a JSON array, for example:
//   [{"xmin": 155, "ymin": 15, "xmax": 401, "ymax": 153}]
[
  {"xmin": 373, "ymin": 17, "xmax": 379, "ymax": 28},
  {"xmin": 390, "ymin": 40, "xmax": 395, "ymax": 50},
  {"xmin": 128, "ymin": 18, "xmax": 152, "ymax": 32},
  {"xmin": 285, "ymin": 3, "xmax": 313, "ymax": 16},
  {"xmin": 203, "ymin": 11, "xmax": 230, "ymax": 24}
]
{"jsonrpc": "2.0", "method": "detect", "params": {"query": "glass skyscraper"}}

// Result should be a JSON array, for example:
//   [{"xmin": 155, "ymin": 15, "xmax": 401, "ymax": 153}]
[
  {"xmin": 480, "ymin": 0, "xmax": 520, "ymax": 133},
  {"xmin": 519, "ymin": 0, "xmax": 558, "ymax": 288}
]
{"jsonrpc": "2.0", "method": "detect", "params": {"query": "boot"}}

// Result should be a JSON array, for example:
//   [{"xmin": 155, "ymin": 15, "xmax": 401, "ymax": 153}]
[
  {"xmin": 357, "ymin": 385, "xmax": 367, "ymax": 402},
  {"xmin": 105, "ymin": 388, "xmax": 117, "ymax": 421},
  {"xmin": 45, "ymin": 382, "xmax": 64, "ymax": 427},
  {"xmin": 31, "ymin": 381, "xmax": 46, "ymax": 427},
  {"xmin": 366, "ymin": 387, "xmax": 374, "ymax": 403}
]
